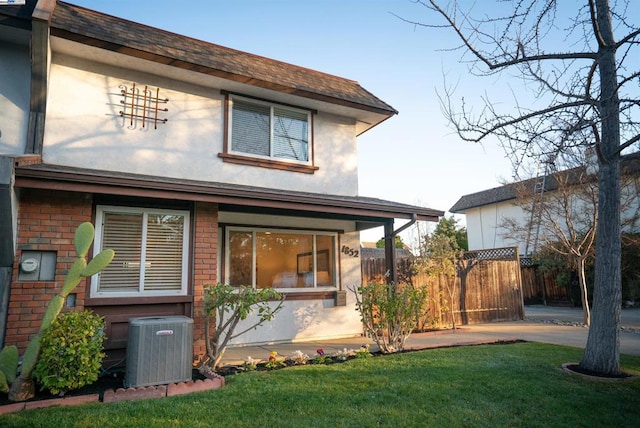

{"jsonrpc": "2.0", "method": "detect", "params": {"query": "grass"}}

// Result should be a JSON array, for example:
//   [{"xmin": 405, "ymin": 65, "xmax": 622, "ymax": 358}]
[{"xmin": 1, "ymin": 342, "xmax": 640, "ymax": 427}]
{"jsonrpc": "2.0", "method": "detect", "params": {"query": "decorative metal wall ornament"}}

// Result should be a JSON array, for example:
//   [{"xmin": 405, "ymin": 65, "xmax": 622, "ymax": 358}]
[{"xmin": 119, "ymin": 83, "xmax": 168, "ymax": 129}]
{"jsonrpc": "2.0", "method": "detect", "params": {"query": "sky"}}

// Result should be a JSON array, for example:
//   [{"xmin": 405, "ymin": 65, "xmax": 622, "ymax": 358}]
[{"xmin": 68, "ymin": 0, "xmax": 517, "ymax": 244}]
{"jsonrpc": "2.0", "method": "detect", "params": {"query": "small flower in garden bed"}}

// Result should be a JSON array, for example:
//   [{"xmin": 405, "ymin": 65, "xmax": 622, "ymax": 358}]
[
  {"xmin": 311, "ymin": 348, "xmax": 333, "ymax": 364},
  {"xmin": 355, "ymin": 344, "xmax": 373, "ymax": 359},
  {"xmin": 288, "ymin": 350, "xmax": 310, "ymax": 365},
  {"xmin": 265, "ymin": 351, "xmax": 287, "ymax": 369},
  {"xmin": 333, "ymin": 348, "xmax": 354, "ymax": 361},
  {"xmin": 243, "ymin": 356, "xmax": 259, "ymax": 371}
]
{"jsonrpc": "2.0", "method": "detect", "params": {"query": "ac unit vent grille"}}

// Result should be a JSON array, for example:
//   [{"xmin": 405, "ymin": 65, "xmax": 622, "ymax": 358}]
[{"xmin": 125, "ymin": 316, "xmax": 193, "ymax": 388}]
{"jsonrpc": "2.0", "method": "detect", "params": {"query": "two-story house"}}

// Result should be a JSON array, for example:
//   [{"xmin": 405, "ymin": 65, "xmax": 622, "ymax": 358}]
[{"xmin": 0, "ymin": 1, "xmax": 443, "ymax": 366}]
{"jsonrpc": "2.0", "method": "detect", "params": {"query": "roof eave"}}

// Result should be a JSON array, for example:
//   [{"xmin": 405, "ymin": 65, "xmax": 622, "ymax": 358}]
[{"xmin": 13, "ymin": 162, "xmax": 442, "ymax": 223}]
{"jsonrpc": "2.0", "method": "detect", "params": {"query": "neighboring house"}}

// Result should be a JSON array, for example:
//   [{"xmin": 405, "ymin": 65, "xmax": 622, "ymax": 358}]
[
  {"xmin": 0, "ymin": 2, "xmax": 443, "ymax": 366},
  {"xmin": 450, "ymin": 182, "xmax": 530, "ymax": 254},
  {"xmin": 360, "ymin": 245, "xmax": 413, "ymax": 260},
  {"xmin": 450, "ymin": 153, "xmax": 640, "ymax": 255}
]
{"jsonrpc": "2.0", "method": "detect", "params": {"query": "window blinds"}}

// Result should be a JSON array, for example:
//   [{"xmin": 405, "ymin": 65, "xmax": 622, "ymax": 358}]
[
  {"xmin": 231, "ymin": 100, "xmax": 270, "ymax": 156},
  {"xmin": 98, "ymin": 211, "xmax": 185, "ymax": 293}
]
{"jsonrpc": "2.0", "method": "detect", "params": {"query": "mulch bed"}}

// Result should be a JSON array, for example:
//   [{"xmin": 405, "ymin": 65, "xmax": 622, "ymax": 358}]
[
  {"xmin": 0, "ymin": 369, "xmax": 209, "ymax": 407},
  {"xmin": 562, "ymin": 363, "xmax": 634, "ymax": 379}
]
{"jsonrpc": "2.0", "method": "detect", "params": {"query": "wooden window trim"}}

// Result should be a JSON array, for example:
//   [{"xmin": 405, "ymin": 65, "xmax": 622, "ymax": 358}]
[
  {"xmin": 279, "ymin": 291, "xmax": 337, "ymax": 301},
  {"xmin": 85, "ymin": 295, "xmax": 193, "ymax": 306},
  {"xmin": 217, "ymin": 152, "xmax": 319, "ymax": 173}
]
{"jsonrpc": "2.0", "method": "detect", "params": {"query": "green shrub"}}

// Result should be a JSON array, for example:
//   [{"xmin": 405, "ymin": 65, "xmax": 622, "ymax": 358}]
[
  {"xmin": 353, "ymin": 282, "xmax": 427, "ymax": 353},
  {"xmin": 202, "ymin": 284, "xmax": 284, "ymax": 370},
  {"xmin": 34, "ymin": 310, "xmax": 106, "ymax": 396}
]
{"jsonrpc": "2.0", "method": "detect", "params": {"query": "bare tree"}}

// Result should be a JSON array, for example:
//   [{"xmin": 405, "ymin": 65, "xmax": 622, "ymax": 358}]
[
  {"xmin": 503, "ymin": 156, "xmax": 598, "ymax": 326},
  {"xmin": 404, "ymin": 0, "xmax": 640, "ymax": 375},
  {"xmin": 502, "ymin": 153, "xmax": 640, "ymax": 327}
]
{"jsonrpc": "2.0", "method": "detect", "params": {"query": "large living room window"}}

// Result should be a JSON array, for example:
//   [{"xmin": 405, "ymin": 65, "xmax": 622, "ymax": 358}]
[
  {"xmin": 226, "ymin": 227, "xmax": 336, "ymax": 290},
  {"xmin": 220, "ymin": 94, "xmax": 317, "ymax": 173},
  {"xmin": 91, "ymin": 206, "xmax": 190, "ymax": 297}
]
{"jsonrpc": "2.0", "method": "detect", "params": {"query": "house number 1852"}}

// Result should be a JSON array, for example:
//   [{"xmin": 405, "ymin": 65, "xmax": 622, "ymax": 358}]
[{"xmin": 341, "ymin": 245, "xmax": 359, "ymax": 258}]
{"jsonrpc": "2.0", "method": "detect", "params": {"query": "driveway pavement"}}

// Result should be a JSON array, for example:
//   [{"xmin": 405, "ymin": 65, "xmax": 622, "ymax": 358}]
[{"xmin": 218, "ymin": 305, "xmax": 640, "ymax": 366}]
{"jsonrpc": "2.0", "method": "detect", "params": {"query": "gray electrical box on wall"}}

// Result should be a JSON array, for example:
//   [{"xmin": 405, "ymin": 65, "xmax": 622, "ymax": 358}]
[
  {"xmin": 335, "ymin": 290, "xmax": 347, "ymax": 306},
  {"xmin": 18, "ymin": 251, "xmax": 56, "ymax": 281},
  {"xmin": 125, "ymin": 316, "xmax": 193, "ymax": 388}
]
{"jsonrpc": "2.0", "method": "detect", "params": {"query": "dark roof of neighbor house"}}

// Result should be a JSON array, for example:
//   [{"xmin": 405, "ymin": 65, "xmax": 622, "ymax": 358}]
[
  {"xmin": 450, "ymin": 152, "xmax": 640, "ymax": 213},
  {"xmin": 13, "ymin": 159, "xmax": 444, "ymax": 224},
  {"xmin": 360, "ymin": 247, "xmax": 413, "ymax": 260}
]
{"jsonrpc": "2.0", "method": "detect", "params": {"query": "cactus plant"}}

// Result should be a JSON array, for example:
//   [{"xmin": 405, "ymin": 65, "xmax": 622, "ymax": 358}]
[
  {"xmin": 0, "ymin": 346, "xmax": 18, "ymax": 393},
  {"xmin": 1, "ymin": 222, "xmax": 114, "ymax": 401}
]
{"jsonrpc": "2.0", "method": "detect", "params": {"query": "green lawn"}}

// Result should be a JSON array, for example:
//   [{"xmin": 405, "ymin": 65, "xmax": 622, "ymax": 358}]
[{"xmin": 2, "ymin": 342, "xmax": 640, "ymax": 427}]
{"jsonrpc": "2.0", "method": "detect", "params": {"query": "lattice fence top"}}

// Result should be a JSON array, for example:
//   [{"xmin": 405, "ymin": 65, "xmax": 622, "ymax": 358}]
[
  {"xmin": 463, "ymin": 247, "xmax": 518, "ymax": 261},
  {"xmin": 520, "ymin": 257, "xmax": 536, "ymax": 267}
]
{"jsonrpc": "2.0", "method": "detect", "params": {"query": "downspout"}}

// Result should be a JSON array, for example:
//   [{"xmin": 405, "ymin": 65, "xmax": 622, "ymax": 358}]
[
  {"xmin": 26, "ymin": 0, "xmax": 55, "ymax": 154},
  {"xmin": 0, "ymin": 157, "xmax": 17, "ymax": 349},
  {"xmin": 384, "ymin": 214, "xmax": 418, "ymax": 285}
]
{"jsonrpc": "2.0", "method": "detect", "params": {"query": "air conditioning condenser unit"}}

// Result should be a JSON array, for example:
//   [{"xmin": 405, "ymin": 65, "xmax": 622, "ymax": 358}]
[{"xmin": 125, "ymin": 316, "xmax": 193, "ymax": 388}]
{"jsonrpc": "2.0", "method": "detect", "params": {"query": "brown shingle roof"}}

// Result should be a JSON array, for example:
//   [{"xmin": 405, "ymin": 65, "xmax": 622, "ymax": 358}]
[{"xmin": 48, "ymin": 1, "xmax": 397, "ymax": 116}]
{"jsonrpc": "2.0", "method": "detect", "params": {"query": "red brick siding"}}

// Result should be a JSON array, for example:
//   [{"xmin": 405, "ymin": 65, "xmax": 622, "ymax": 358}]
[
  {"xmin": 7, "ymin": 189, "xmax": 93, "ymax": 351},
  {"xmin": 7, "ymin": 190, "xmax": 220, "ymax": 365},
  {"xmin": 192, "ymin": 202, "xmax": 218, "ymax": 361}
]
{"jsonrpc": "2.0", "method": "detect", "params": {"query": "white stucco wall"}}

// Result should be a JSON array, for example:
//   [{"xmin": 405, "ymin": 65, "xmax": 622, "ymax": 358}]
[
  {"xmin": 0, "ymin": 42, "xmax": 30, "ymax": 154},
  {"xmin": 42, "ymin": 55, "xmax": 359, "ymax": 195}
]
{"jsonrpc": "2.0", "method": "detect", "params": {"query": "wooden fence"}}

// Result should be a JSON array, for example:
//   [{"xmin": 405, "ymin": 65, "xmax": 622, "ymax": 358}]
[
  {"xmin": 520, "ymin": 258, "xmax": 572, "ymax": 306},
  {"xmin": 361, "ymin": 247, "xmax": 525, "ymax": 329}
]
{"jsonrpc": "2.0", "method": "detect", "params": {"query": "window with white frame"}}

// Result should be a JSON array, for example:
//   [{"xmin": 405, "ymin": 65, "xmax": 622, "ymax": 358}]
[
  {"xmin": 92, "ymin": 206, "xmax": 190, "ymax": 297},
  {"xmin": 229, "ymin": 96, "xmax": 311, "ymax": 163},
  {"xmin": 225, "ymin": 227, "xmax": 336, "ymax": 290}
]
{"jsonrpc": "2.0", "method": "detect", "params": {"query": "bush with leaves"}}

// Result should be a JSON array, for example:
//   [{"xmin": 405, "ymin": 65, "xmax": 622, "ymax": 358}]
[
  {"xmin": 34, "ymin": 310, "xmax": 106, "ymax": 396},
  {"xmin": 203, "ymin": 284, "xmax": 284, "ymax": 371},
  {"xmin": 353, "ymin": 282, "xmax": 427, "ymax": 353}
]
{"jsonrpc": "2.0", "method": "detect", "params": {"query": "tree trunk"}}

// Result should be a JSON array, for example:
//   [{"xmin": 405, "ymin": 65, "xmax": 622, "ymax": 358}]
[
  {"xmin": 8, "ymin": 373, "xmax": 35, "ymax": 402},
  {"xmin": 578, "ymin": 257, "xmax": 591, "ymax": 326},
  {"xmin": 458, "ymin": 270, "xmax": 468, "ymax": 325},
  {"xmin": 580, "ymin": 0, "xmax": 621, "ymax": 375}
]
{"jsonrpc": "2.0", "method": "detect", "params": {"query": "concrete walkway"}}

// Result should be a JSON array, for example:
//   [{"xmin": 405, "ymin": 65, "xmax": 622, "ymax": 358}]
[{"xmin": 218, "ymin": 305, "xmax": 640, "ymax": 366}]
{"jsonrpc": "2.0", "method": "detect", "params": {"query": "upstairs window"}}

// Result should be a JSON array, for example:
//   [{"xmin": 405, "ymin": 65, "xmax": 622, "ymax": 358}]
[{"xmin": 221, "ymin": 94, "xmax": 317, "ymax": 173}]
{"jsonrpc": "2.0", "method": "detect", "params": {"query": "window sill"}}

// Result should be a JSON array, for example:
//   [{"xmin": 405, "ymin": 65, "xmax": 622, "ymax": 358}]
[
  {"xmin": 85, "ymin": 295, "xmax": 192, "ymax": 306},
  {"xmin": 278, "ymin": 290, "xmax": 339, "ymax": 301},
  {"xmin": 218, "ymin": 153, "xmax": 319, "ymax": 174}
]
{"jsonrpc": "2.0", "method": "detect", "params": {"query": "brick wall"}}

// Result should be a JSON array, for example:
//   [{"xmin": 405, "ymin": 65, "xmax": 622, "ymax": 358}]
[
  {"xmin": 192, "ymin": 202, "xmax": 218, "ymax": 361},
  {"xmin": 7, "ymin": 189, "xmax": 93, "ymax": 351},
  {"xmin": 7, "ymin": 190, "xmax": 220, "ymax": 366}
]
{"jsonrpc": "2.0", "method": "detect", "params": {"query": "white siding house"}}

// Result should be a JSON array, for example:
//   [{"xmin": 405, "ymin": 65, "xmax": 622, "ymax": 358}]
[{"xmin": 451, "ymin": 154, "xmax": 640, "ymax": 256}]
